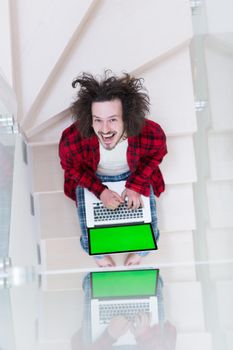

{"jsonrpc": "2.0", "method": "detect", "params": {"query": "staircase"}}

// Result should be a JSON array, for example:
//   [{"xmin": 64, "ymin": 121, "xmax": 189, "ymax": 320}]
[{"xmin": 2, "ymin": 1, "xmax": 233, "ymax": 349}]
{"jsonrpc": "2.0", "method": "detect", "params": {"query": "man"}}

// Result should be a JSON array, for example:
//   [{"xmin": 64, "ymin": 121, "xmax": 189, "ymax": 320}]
[{"xmin": 59, "ymin": 71, "xmax": 167, "ymax": 267}]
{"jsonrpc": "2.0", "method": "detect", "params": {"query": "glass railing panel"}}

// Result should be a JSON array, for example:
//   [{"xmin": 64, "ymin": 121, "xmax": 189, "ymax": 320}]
[
  {"xmin": 0, "ymin": 114, "xmax": 17, "ymax": 268},
  {"xmin": 190, "ymin": 0, "xmax": 233, "ymax": 264}
]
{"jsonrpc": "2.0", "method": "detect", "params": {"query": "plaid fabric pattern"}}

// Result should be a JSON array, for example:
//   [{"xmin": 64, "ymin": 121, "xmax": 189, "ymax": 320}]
[
  {"xmin": 59, "ymin": 119, "xmax": 167, "ymax": 202},
  {"xmin": 75, "ymin": 171, "xmax": 159, "ymax": 257}
]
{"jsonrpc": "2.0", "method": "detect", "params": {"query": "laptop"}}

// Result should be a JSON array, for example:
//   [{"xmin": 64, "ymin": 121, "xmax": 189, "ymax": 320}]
[
  {"xmin": 84, "ymin": 181, "xmax": 151, "ymax": 228},
  {"xmin": 88, "ymin": 222, "xmax": 157, "ymax": 255},
  {"xmin": 84, "ymin": 180, "xmax": 157, "ymax": 255},
  {"xmin": 90, "ymin": 269, "xmax": 159, "ymax": 346}
]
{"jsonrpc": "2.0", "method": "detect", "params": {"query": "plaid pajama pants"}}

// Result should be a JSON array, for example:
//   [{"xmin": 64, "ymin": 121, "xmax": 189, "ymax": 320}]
[{"xmin": 75, "ymin": 171, "xmax": 160, "ymax": 258}]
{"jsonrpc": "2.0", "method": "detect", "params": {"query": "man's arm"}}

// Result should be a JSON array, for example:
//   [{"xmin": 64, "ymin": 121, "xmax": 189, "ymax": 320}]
[
  {"xmin": 59, "ymin": 129, "xmax": 107, "ymax": 201},
  {"xmin": 126, "ymin": 121, "xmax": 167, "ymax": 197},
  {"xmin": 59, "ymin": 129, "xmax": 123, "ymax": 209}
]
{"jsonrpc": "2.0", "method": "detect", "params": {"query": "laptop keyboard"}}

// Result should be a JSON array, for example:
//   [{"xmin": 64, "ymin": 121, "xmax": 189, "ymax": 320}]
[
  {"xmin": 93, "ymin": 201, "xmax": 143, "ymax": 223},
  {"xmin": 99, "ymin": 301, "xmax": 150, "ymax": 324}
]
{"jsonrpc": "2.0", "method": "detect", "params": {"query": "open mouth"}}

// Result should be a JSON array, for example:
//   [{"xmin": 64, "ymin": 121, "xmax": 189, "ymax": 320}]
[{"xmin": 100, "ymin": 132, "xmax": 116, "ymax": 143}]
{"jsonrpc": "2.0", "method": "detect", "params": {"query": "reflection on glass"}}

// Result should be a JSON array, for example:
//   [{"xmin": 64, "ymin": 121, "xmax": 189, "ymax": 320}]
[
  {"xmin": 71, "ymin": 269, "xmax": 177, "ymax": 349},
  {"xmin": 0, "ymin": 289, "xmax": 16, "ymax": 350},
  {"xmin": 0, "ymin": 141, "xmax": 14, "ymax": 259}
]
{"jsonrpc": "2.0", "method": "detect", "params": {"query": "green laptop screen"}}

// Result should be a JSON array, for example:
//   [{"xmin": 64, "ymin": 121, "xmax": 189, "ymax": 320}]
[
  {"xmin": 91, "ymin": 269, "xmax": 159, "ymax": 298},
  {"xmin": 88, "ymin": 223, "xmax": 157, "ymax": 255}
]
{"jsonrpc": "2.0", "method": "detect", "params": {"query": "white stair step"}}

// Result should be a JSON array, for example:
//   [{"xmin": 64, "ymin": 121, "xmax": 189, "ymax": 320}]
[
  {"xmin": 40, "ymin": 237, "xmax": 93, "ymax": 271},
  {"xmin": 225, "ymin": 331, "xmax": 233, "ymax": 350},
  {"xmin": 158, "ymin": 184, "xmax": 196, "ymax": 232},
  {"xmin": 38, "ymin": 290, "xmax": 83, "ymax": 342},
  {"xmin": 29, "ymin": 114, "xmax": 73, "ymax": 143},
  {"xmin": 36, "ymin": 342, "xmax": 71, "ymax": 350},
  {"xmin": 41, "ymin": 273, "xmax": 84, "ymax": 292},
  {"xmin": 34, "ymin": 192, "xmax": 80, "ymax": 240},
  {"xmin": 161, "ymin": 135, "xmax": 197, "ymax": 184},
  {"xmin": 207, "ymin": 227, "xmax": 233, "ymax": 280},
  {"xmin": 205, "ymin": 39, "xmax": 233, "ymax": 131},
  {"xmin": 144, "ymin": 47, "xmax": 197, "ymax": 136},
  {"xmin": 164, "ymin": 281, "xmax": 205, "ymax": 332},
  {"xmin": 215, "ymin": 281, "xmax": 233, "ymax": 330},
  {"xmin": 207, "ymin": 180, "xmax": 233, "ymax": 228},
  {"xmin": 206, "ymin": 227, "xmax": 233, "ymax": 261},
  {"xmin": 205, "ymin": 1, "xmax": 233, "ymax": 33},
  {"xmin": 208, "ymin": 132, "xmax": 233, "ymax": 181},
  {"xmin": 176, "ymin": 332, "xmax": 212, "ymax": 350},
  {"xmin": 10, "ymin": 282, "xmax": 38, "ymax": 350},
  {"xmin": 40, "ymin": 229, "xmax": 196, "ymax": 272},
  {"xmin": 28, "ymin": 143, "xmax": 63, "ymax": 193},
  {"xmin": 158, "ymin": 231, "xmax": 195, "ymax": 264}
]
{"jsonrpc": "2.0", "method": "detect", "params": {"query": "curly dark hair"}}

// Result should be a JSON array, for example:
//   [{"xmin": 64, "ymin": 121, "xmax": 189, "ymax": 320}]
[{"xmin": 70, "ymin": 71, "xmax": 150, "ymax": 137}]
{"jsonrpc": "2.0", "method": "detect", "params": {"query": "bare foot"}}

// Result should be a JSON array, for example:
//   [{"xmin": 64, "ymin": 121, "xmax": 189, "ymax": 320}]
[
  {"xmin": 94, "ymin": 255, "xmax": 116, "ymax": 267},
  {"xmin": 124, "ymin": 253, "xmax": 142, "ymax": 266}
]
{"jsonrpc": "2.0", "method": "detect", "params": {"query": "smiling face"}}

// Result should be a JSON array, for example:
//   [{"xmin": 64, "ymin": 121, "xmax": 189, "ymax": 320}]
[{"xmin": 91, "ymin": 99, "xmax": 125, "ymax": 150}]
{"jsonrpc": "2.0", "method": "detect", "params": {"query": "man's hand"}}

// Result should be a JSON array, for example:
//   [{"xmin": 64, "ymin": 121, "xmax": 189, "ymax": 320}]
[
  {"xmin": 107, "ymin": 316, "xmax": 130, "ymax": 340},
  {"xmin": 121, "ymin": 188, "xmax": 144, "ymax": 210},
  {"xmin": 130, "ymin": 312, "xmax": 151, "ymax": 337},
  {"xmin": 132, "ymin": 318, "xmax": 177, "ymax": 350},
  {"xmin": 100, "ymin": 188, "xmax": 124, "ymax": 210}
]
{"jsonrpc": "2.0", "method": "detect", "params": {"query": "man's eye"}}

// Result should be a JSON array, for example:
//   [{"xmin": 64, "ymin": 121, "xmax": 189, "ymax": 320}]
[{"xmin": 110, "ymin": 119, "xmax": 117, "ymax": 122}]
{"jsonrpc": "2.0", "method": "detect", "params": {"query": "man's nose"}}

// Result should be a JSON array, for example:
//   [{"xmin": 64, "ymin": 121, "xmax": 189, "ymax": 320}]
[{"xmin": 101, "ymin": 122, "xmax": 110, "ymax": 134}]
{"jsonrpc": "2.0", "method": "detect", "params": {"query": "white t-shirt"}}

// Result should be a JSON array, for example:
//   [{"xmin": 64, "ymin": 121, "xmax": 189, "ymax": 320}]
[{"xmin": 97, "ymin": 139, "xmax": 130, "ymax": 175}]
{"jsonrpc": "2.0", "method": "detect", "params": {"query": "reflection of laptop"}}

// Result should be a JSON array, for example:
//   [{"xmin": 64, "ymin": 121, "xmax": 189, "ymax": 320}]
[
  {"xmin": 84, "ymin": 181, "xmax": 151, "ymax": 227},
  {"xmin": 91, "ymin": 269, "xmax": 159, "ymax": 346}
]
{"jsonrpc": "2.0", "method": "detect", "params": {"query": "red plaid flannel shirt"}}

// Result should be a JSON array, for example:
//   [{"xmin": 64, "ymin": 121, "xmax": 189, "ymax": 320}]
[{"xmin": 59, "ymin": 119, "xmax": 167, "ymax": 202}]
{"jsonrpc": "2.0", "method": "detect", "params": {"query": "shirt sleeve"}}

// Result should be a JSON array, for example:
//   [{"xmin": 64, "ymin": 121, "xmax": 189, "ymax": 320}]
[
  {"xmin": 59, "ymin": 129, "xmax": 107, "ymax": 201},
  {"xmin": 125, "ymin": 122, "xmax": 167, "ymax": 196}
]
